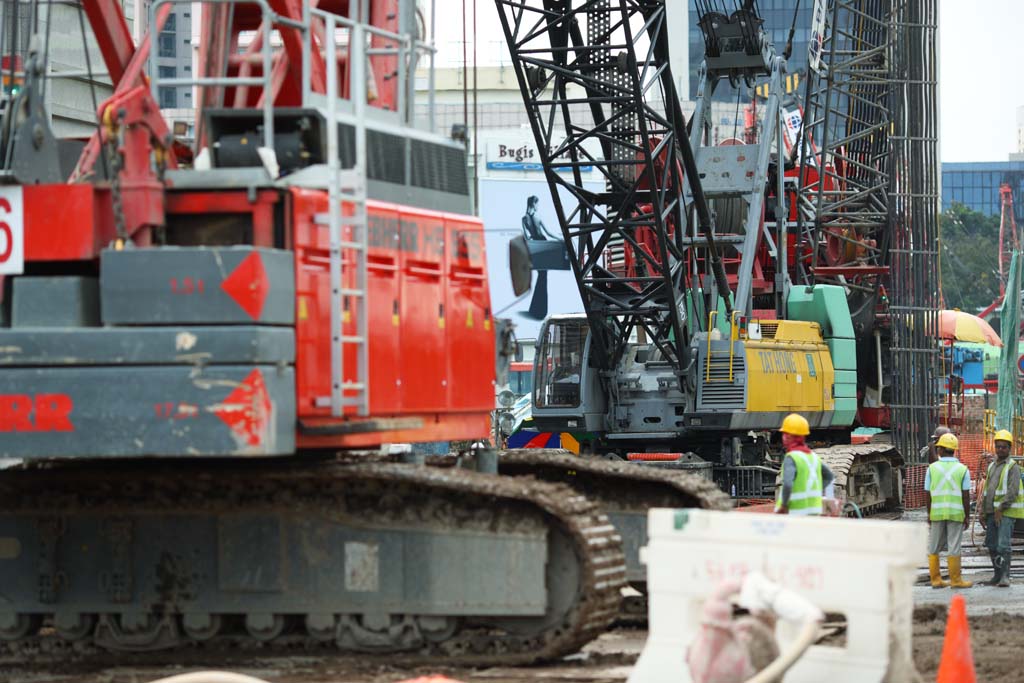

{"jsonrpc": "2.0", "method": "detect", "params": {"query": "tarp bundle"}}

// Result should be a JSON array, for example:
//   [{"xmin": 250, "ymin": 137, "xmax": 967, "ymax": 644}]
[{"xmin": 996, "ymin": 251, "xmax": 1023, "ymax": 430}]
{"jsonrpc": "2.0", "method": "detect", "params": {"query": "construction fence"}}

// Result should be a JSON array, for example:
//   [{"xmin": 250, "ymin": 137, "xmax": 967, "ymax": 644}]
[
  {"xmin": 903, "ymin": 396, "xmax": 1005, "ymax": 509},
  {"xmin": 904, "ymin": 434, "xmax": 990, "ymax": 509}
]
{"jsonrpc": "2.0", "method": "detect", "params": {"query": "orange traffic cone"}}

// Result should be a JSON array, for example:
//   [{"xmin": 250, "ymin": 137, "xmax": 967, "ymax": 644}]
[{"xmin": 936, "ymin": 594, "xmax": 976, "ymax": 683}]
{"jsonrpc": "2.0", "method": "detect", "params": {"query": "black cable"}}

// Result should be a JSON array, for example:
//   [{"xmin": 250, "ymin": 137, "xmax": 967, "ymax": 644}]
[
  {"xmin": 9, "ymin": 0, "xmax": 19, "ymax": 98},
  {"xmin": 42, "ymin": 0, "xmax": 52, "ymax": 102},
  {"xmin": 1, "ymin": 0, "xmax": 21, "ymax": 171},
  {"xmin": 783, "ymin": 0, "xmax": 801, "ymax": 60},
  {"xmin": 731, "ymin": 84, "xmax": 741, "ymax": 141},
  {"xmin": 1, "ymin": 0, "xmax": 8, "ymax": 63},
  {"xmin": 77, "ymin": 0, "xmax": 108, "ymax": 180}
]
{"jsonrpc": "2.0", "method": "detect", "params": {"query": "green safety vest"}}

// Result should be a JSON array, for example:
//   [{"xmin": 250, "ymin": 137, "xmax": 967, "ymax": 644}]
[
  {"xmin": 775, "ymin": 449, "xmax": 823, "ymax": 516},
  {"xmin": 928, "ymin": 459, "xmax": 968, "ymax": 522},
  {"xmin": 989, "ymin": 460, "xmax": 1024, "ymax": 519}
]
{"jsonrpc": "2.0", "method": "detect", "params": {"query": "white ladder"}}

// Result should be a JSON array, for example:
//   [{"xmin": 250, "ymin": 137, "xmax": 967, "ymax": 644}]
[{"xmin": 323, "ymin": 11, "xmax": 369, "ymax": 417}]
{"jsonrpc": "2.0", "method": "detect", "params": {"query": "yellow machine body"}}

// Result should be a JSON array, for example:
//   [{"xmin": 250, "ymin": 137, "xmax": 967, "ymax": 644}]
[{"xmin": 743, "ymin": 320, "xmax": 835, "ymax": 415}]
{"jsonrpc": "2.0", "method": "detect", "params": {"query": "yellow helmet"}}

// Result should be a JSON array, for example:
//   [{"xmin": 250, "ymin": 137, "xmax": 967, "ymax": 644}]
[
  {"xmin": 780, "ymin": 413, "xmax": 810, "ymax": 436},
  {"xmin": 994, "ymin": 429, "xmax": 1014, "ymax": 445},
  {"xmin": 936, "ymin": 433, "xmax": 959, "ymax": 451}
]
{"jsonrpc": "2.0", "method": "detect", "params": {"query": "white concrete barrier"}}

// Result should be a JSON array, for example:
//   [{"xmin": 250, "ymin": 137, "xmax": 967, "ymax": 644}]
[{"xmin": 629, "ymin": 509, "xmax": 927, "ymax": 683}]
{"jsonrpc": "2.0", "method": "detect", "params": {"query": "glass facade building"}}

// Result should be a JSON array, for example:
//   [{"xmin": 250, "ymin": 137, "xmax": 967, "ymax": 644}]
[
  {"xmin": 687, "ymin": 0, "xmax": 812, "ymax": 102},
  {"xmin": 941, "ymin": 162, "xmax": 1024, "ymax": 218}
]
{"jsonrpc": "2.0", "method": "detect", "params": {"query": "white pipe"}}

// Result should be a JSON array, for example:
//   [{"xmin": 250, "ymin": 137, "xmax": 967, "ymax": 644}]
[
  {"xmin": 148, "ymin": 674, "xmax": 272, "ymax": 683},
  {"xmin": 744, "ymin": 618, "xmax": 819, "ymax": 683},
  {"xmin": 875, "ymin": 328, "xmax": 884, "ymax": 398},
  {"xmin": 733, "ymin": 572, "xmax": 824, "ymax": 683}
]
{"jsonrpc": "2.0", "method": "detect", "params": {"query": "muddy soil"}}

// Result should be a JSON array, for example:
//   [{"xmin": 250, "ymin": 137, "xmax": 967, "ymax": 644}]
[
  {"xmin": 912, "ymin": 604, "xmax": 1022, "ymax": 683},
  {"xmin": 1, "ymin": 610, "xmax": 1017, "ymax": 683}
]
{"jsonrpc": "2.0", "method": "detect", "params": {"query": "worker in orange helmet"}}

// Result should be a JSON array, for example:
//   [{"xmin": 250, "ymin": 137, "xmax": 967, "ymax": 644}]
[{"xmin": 775, "ymin": 414, "xmax": 834, "ymax": 516}]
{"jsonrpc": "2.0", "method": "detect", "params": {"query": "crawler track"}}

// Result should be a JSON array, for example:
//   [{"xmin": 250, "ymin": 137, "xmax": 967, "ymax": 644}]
[
  {"xmin": 495, "ymin": 449, "xmax": 731, "ymax": 624},
  {"xmin": 818, "ymin": 443, "xmax": 906, "ymax": 514},
  {"xmin": 0, "ymin": 457, "xmax": 626, "ymax": 666},
  {"xmin": 496, "ymin": 449, "xmax": 732, "ymax": 515}
]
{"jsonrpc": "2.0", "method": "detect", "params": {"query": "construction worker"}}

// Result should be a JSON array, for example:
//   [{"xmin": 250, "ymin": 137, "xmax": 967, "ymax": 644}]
[
  {"xmin": 919, "ymin": 425, "xmax": 951, "ymax": 464},
  {"xmin": 774, "ymin": 413, "xmax": 834, "ymax": 516},
  {"xmin": 981, "ymin": 430, "xmax": 1022, "ymax": 587},
  {"xmin": 924, "ymin": 432, "xmax": 972, "ymax": 588}
]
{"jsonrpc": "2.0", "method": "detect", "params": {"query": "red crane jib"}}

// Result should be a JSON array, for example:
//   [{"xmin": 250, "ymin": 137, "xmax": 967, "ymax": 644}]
[{"xmin": 73, "ymin": 2, "xmax": 176, "ymax": 180}]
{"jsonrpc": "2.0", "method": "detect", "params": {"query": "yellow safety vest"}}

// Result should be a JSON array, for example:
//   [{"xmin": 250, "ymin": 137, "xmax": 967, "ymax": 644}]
[
  {"xmin": 989, "ymin": 460, "xmax": 1024, "ymax": 519},
  {"xmin": 927, "ymin": 459, "xmax": 968, "ymax": 522},
  {"xmin": 775, "ymin": 449, "xmax": 823, "ymax": 516}
]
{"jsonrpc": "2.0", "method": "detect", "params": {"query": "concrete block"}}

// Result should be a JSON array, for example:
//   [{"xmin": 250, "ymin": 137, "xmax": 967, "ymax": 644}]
[
  {"xmin": 12, "ymin": 276, "xmax": 99, "ymax": 328},
  {"xmin": 0, "ymin": 326, "xmax": 295, "ymax": 366},
  {"xmin": 101, "ymin": 247, "xmax": 295, "ymax": 325},
  {"xmin": 631, "ymin": 509, "xmax": 926, "ymax": 683},
  {"xmin": 0, "ymin": 365, "xmax": 295, "ymax": 457}
]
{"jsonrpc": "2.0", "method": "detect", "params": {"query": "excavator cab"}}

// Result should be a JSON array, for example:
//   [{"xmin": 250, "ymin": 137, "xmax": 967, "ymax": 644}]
[{"xmin": 532, "ymin": 314, "xmax": 605, "ymax": 433}]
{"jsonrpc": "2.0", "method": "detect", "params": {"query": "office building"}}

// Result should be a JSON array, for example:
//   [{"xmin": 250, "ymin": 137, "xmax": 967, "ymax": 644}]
[
  {"xmin": 125, "ymin": 0, "xmax": 194, "ymax": 110},
  {"xmin": 0, "ymin": 0, "xmax": 192, "ymax": 137},
  {"xmin": 150, "ymin": 3, "xmax": 194, "ymax": 110},
  {"xmin": 1017, "ymin": 105, "xmax": 1024, "ymax": 155},
  {"xmin": 942, "ymin": 161, "xmax": 1024, "ymax": 218}
]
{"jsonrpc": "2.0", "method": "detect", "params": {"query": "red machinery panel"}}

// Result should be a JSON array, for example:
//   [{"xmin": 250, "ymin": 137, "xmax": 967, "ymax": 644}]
[
  {"xmin": 365, "ymin": 206, "xmax": 402, "ymax": 412},
  {"xmin": 24, "ymin": 184, "xmax": 116, "ymax": 261},
  {"xmin": 290, "ymin": 192, "xmax": 494, "ymax": 445},
  {"xmin": 444, "ymin": 214, "xmax": 494, "ymax": 411},
  {"xmin": 398, "ymin": 208, "xmax": 447, "ymax": 413},
  {"xmin": 291, "ymin": 188, "xmax": 330, "ymax": 415}
]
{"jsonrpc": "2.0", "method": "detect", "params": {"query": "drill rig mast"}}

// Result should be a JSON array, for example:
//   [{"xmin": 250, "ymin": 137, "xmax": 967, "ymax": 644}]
[{"xmin": 498, "ymin": 0, "xmax": 908, "ymax": 510}]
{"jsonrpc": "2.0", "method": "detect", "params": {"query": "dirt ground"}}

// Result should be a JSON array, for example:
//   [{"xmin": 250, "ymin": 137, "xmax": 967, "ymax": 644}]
[
  {"xmin": 2, "ymin": 609, "xmax": 1019, "ymax": 683},
  {"xmin": 911, "ymin": 605, "xmax": 1021, "ymax": 683}
]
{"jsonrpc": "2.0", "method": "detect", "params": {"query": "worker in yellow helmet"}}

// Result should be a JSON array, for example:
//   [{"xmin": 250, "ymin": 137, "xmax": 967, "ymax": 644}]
[
  {"xmin": 924, "ymin": 432, "xmax": 972, "ymax": 588},
  {"xmin": 774, "ymin": 414, "xmax": 834, "ymax": 516},
  {"xmin": 919, "ymin": 425, "xmax": 951, "ymax": 464},
  {"xmin": 981, "ymin": 430, "xmax": 1021, "ymax": 587}
]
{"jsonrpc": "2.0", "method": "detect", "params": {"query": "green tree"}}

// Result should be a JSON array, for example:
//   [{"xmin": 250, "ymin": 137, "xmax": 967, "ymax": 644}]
[{"xmin": 940, "ymin": 203, "xmax": 1001, "ymax": 312}]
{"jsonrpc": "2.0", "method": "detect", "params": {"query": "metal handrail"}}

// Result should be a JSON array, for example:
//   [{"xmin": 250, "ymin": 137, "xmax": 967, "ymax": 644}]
[
  {"xmin": 728, "ymin": 310, "xmax": 741, "ymax": 382},
  {"xmin": 704, "ymin": 310, "xmax": 742, "ymax": 384},
  {"xmin": 705, "ymin": 311, "xmax": 717, "ymax": 384},
  {"xmin": 148, "ymin": 0, "xmax": 306, "ymax": 153},
  {"xmin": 316, "ymin": 7, "xmax": 369, "ymax": 417},
  {"xmin": 306, "ymin": 4, "xmax": 436, "ymax": 125}
]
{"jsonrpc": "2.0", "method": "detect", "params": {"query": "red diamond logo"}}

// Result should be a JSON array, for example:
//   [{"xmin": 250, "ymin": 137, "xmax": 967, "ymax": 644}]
[
  {"xmin": 221, "ymin": 251, "xmax": 269, "ymax": 320},
  {"xmin": 213, "ymin": 369, "xmax": 273, "ymax": 447}
]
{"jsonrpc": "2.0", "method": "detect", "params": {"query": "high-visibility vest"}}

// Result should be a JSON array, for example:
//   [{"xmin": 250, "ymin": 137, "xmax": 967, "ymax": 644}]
[
  {"xmin": 927, "ymin": 459, "xmax": 968, "ymax": 522},
  {"xmin": 775, "ymin": 449, "xmax": 823, "ymax": 516},
  {"xmin": 989, "ymin": 460, "xmax": 1024, "ymax": 519}
]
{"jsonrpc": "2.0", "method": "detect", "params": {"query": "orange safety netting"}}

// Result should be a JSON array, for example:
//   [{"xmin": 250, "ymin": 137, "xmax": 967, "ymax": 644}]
[{"xmin": 903, "ymin": 432, "xmax": 992, "ymax": 509}]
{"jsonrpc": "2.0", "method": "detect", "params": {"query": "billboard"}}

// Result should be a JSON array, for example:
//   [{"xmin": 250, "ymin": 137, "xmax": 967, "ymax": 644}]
[{"xmin": 480, "ymin": 178, "xmax": 602, "ymax": 340}]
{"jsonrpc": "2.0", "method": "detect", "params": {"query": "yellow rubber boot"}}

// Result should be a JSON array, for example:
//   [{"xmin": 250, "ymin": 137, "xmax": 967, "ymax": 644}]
[
  {"xmin": 929, "ymin": 554, "xmax": 949, "ymax": 588},
  {"xmin": 949, "ymin": 556, "xmax": 973, "ymax": 588}
]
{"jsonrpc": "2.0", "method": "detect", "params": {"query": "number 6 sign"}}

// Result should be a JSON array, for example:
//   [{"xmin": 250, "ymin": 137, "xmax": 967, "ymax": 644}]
[{"xmin": 0, "ymin": 187, "xmax": 24, "ymax": 275}]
